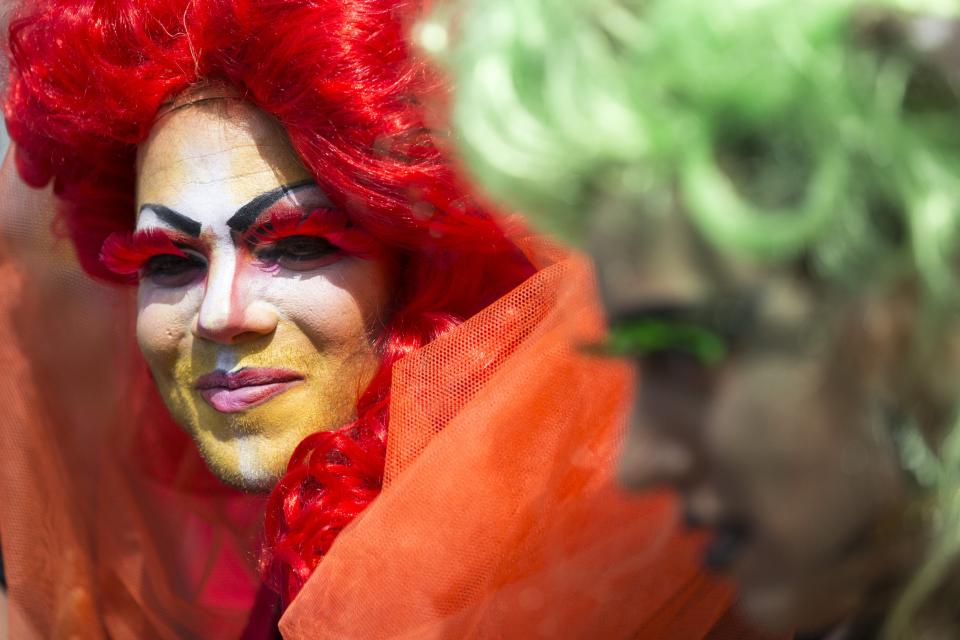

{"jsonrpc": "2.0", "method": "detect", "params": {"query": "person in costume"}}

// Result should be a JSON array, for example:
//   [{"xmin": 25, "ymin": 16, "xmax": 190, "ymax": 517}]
[
  {"xmin": 429, "ymin": 0, "xmax": 960, "ymax": 637},
  {"xmin": 0, "ymin": 0, "xmax": 771, "ymax": 637}
]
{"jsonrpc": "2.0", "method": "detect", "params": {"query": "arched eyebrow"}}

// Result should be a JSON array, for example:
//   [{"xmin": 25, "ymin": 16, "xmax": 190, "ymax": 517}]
[
  {"xmin": 226, "ymin": 179, "xmax": 322, "ymax": 232},
  {"xmin": 138, "ymin": 204, "xmax": 202, "ymax": 237}
]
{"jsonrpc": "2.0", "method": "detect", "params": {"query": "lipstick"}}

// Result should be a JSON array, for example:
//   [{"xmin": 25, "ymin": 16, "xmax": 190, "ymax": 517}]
[{"xmin": 195, "ymin": 368, "xmax": 303, "ymax": 413}]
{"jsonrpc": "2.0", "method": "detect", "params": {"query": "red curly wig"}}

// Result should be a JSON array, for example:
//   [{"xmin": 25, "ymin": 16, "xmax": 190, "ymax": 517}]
[{"xmin": 5, "ymin": 0, "xmax": 532, "ymax": 613}]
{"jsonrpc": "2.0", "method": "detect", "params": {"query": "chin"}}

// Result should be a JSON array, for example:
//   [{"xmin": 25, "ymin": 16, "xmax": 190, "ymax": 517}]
[
  {"xmin": 212, "ymin": 464, "xmax": 280, "ymax": 494},
  {"xmin": 738, "ymin": 576, "xmax": 860, "ymax": 635},
  {"xmin": 737, "ymin": 582, "xmax": 804, "ymax": 633},
  {"xmin": 194, "ymin": 431, "xmax": 293, "ymax": 493}
]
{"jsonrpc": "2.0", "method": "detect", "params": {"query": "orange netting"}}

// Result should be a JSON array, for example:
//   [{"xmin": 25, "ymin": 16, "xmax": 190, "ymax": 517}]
[
  {"xmin": 0, "ymin": 149, "xmax": 267, "ymax": 639},
  {"xmin": 0, "ymin": 148, "xmax": 776, "ymax": 639},
  {"xmin": 279, "ymin": 241, "xmax": 777, "ymax": 639}
]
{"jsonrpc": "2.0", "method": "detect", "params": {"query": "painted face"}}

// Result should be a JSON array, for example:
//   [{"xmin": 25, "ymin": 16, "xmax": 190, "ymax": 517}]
[
  {"xmin": 588, "ymin": 204, "xmax": 933, "ymax": 633},
  {"xmin": 127, "ymin": 99, "xmax": 389, "ymax": 491}
]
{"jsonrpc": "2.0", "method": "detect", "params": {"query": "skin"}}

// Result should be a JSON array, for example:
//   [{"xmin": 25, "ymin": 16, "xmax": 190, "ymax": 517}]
[
  {"xmin": 586, "ymin": 199, "xmax": 937, "ymax": 633},
  {"xmin": 135, "ymin": 99, "xmax": 389, "ymax": 491}
]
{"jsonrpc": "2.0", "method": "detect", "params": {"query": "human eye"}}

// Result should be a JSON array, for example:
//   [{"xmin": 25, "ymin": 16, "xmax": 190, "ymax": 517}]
[
  {"xmin": 597, "ymin": 316, "xmax": 729, "ymax": 398},
  {"xmin": 100, "ymin": 228, "xmax": 205, "ymax": 286},
  {"xmin": 141, "ymin": 250, "xmax": 206, "ymax": 287},
  {"xmin": 253, "ymin": 235, "xmax": 342, "ymax": 271}
]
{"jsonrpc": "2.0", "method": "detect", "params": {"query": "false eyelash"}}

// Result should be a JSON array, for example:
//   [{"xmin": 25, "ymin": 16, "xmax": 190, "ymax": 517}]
[
  {"xmin": 100, "ymin": 228, "xmax": 192, "ymax": 280},
  {"xmin": 244, "ymin": 207, "xmax": 382, "ymax": 258}
]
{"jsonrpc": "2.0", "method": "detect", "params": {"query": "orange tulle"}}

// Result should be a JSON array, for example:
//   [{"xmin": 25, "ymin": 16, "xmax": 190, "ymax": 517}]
[
  {"xmin": 279, "ymin": 240, "xmax": 759, "ymax": 639},
  {"xmin": 0, "ymin": 149, "xmax": 267, "ymax": 639},
  {"xmin": 0, "ymin": 150, "xmax": 776, "ymax": 638}
]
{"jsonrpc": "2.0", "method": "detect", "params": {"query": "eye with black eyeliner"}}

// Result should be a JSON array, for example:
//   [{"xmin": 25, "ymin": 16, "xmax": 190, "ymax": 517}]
[
  {"xmin": 100, "ymin": 227, "xmax": 206, "ymax": 286},
  {"xmin": 136, "ymin": 181, "xmax": 343, "ymax": 277},
  {"xmin": 252, "ymin": 235, "xmax": 342, "ymax": 271},
  {"xmin": 141, "ymin": 250, "xmax": 207, "ymax": 287},
  {"xmin": 244, "ymin": 205, "xmax": 363, "ymax": 272}
]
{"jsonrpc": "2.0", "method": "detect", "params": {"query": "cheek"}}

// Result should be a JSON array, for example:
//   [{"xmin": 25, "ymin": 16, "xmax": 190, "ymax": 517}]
[
  {"xmin": 135, "ymin": 285, "xmax": 199, "ymax": 370},
  {"xmin": 270, "ymin": 257, "xmax": 391, "ymax": 348},
  {"xmin": 707, "ymin": 361, "xmax": 827, "ymax": 471},
  {"xmin": 709, "ymin": 361, "xmax": 901, "ymax": 552}
]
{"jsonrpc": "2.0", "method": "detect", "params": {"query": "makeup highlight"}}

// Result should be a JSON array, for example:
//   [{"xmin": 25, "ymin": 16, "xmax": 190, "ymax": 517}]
[{"xmin": 129, "ymin": 102, "xmax": 390, "ymax": 494}]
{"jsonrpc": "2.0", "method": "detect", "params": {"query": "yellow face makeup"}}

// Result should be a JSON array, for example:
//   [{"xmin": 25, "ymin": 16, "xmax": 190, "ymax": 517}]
[{"xmin": 135, "ymin": 99, "xmax": 389, "ymax": 491}]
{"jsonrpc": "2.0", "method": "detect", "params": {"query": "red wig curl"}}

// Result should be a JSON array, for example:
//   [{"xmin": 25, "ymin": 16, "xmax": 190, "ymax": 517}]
[{"xmin": 6, "ymin": 0, "xmax": 531, "ymax": 609}]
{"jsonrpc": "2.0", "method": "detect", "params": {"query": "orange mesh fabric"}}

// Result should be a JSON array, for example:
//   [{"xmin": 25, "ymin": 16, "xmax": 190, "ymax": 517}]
[
  {"xmin": 280, "ymin": 243, "xmax": 763, "ymax": 639},
  {"xmin": 0, "ymin": 149, "xmax": 267, "ymax": 639}
]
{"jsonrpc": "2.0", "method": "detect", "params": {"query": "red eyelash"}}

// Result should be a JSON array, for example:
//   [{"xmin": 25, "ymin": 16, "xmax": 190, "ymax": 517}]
[
  {"xmin": 100, "ymin": 228, "xmax": 192, "ymax": 281},
  {"xmin": 244, "ymin": 208, "xmax": 381, "ymax": 257}
]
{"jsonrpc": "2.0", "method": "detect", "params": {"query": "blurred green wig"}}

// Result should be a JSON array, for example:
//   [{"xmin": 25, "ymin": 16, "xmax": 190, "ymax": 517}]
[
  {"xmin": 422, "ymin": 0, "xmax": 960, "ymax": 636},
  {"xmin": 426, "ymin": 0, "xmax": 960, "ymax": 292}
]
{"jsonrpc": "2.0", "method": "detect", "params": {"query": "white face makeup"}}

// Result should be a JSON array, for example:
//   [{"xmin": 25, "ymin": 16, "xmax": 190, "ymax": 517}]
[{"xmin": 133, "ymin": 99, "xmax": 389, "ymax": 491}]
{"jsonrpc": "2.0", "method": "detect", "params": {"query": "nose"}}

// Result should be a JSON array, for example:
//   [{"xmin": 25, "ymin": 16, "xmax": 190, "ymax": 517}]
[
  {"xmin": 617, "ymin": 415, "xmax": 695, "ymax": 491},
  {"xmin": 193, "ymin": 251, "xmax": 278, "ymax": 344}
]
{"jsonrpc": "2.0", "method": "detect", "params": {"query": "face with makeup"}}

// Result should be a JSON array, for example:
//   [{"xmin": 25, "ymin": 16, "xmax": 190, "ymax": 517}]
[
  {"xmin": 587, "ymin": 205, "xmax": 951, "ymax": 633},
  {"xmin": 119, "ymin": 98, "xmax": 389, "ymax": 491}
]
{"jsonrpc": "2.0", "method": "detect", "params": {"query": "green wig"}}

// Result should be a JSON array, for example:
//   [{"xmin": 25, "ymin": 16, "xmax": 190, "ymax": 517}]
[{"xmin": 422, "ymin": 0, "xmax": 960, "ymax": 636}]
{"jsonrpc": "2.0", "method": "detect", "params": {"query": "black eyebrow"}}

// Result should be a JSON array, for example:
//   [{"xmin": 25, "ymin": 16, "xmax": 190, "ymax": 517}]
[
  {"xmin": 226, "ymin": 179, "xmax": 320, "ymax": 232},
  {"xmin": 138, "ymin": 204, "xmax": 202, "ymax": 237}
]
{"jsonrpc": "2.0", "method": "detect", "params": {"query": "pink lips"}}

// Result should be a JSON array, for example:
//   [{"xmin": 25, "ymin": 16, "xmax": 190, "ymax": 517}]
[{"xmin": 195, "ymin": 368, "xmax": 303, "ymax": 413}]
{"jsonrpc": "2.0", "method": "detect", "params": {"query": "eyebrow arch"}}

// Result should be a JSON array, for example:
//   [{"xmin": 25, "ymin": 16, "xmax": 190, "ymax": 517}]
[
  {"xmin": 138, "ymin": 204, "xmax": 202, "ymax": 237},
  {"xmin": 226, "ymin": 179, "xmax": 321, "ymax": 233}
]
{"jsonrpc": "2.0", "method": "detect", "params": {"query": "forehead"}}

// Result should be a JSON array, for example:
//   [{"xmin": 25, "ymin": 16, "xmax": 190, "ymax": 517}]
[
  {"xmin": 135, "ymin": 100, "xmax": 314, "ymax": 225},
  {"xmin": 588, "ymin": 199, "xmax": 813, "ymax": 321}
]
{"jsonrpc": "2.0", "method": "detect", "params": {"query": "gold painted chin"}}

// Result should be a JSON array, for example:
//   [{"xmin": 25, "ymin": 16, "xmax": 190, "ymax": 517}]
[
  {"xmin": 192, "ymin": 431, "xmax": 287, "ymax": 493},
  {"xmin": 148, "ymin": 334, "xmax": 381, "ymax": 492},
  {"xmin": 190, "ymin": 420, "xmax": 349, "ymax": 493},
  {"xmin": 180, "ymin": 382, "xmax": 359, "ymax": 492}
]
